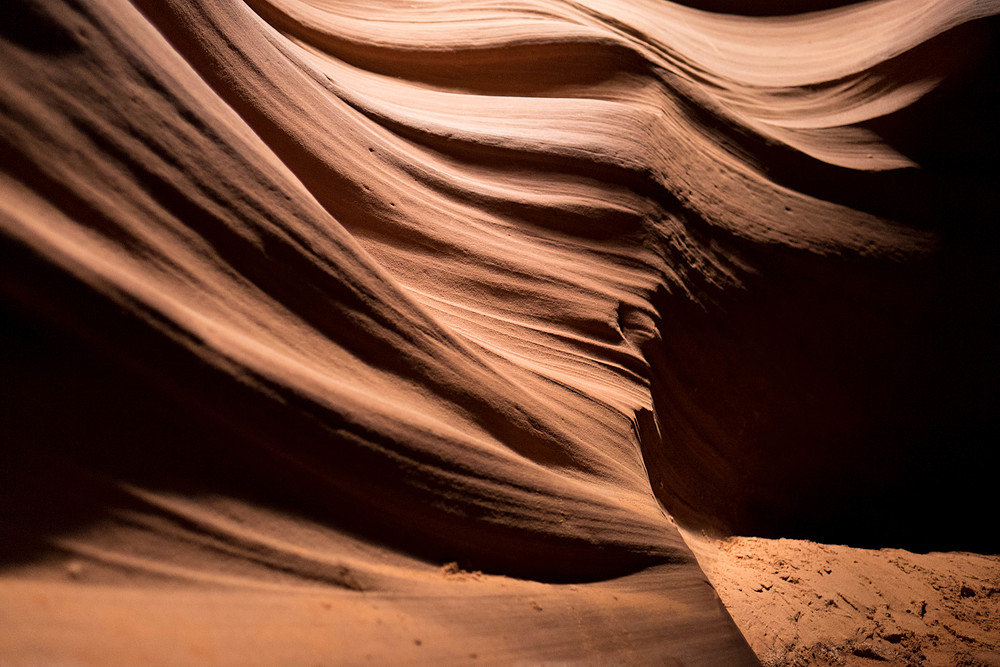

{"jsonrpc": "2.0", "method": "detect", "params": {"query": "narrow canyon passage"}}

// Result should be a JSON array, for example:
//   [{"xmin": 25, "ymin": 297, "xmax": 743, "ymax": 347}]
[{"xmin": 2, "ymin": 0, "xmax": 998, "ymax": 663}]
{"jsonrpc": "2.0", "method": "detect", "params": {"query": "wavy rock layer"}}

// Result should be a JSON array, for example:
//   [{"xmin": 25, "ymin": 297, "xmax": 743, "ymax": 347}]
[{"xmin": 2, "ymin": 0, "xmax": 998, "ymax": 662}]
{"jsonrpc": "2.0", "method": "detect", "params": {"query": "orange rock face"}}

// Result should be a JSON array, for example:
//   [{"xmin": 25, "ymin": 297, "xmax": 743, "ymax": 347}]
[{"xmin": 2, "ymin": 0, "xmax": 998, "ymax": 663}]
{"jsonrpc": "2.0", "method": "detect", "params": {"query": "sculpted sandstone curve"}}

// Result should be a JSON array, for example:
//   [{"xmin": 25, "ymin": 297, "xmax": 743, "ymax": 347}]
[{"xmin": 2, "ymin": 0, "xmax": 998, "ymax": 663}]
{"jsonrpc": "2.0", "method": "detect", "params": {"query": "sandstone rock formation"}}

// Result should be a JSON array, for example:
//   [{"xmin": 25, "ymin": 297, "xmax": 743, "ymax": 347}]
[{"xmin": 2, "ymin": 0, "xmax": 998, "ymax": 663}]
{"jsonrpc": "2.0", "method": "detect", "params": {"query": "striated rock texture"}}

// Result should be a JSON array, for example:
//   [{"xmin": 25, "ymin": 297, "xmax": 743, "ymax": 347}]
[{"xmin": 1, "ymin": 0, "xmax": 998, "ymax": 663}]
